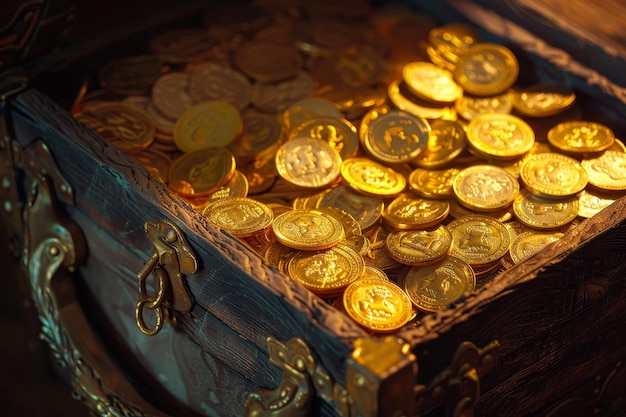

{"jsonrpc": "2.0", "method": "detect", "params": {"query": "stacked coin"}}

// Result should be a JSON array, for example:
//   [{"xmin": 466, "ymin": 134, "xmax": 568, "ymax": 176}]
[{"xmin": 70, "ymin": 1, "xmax": 626, "ymax": 334}]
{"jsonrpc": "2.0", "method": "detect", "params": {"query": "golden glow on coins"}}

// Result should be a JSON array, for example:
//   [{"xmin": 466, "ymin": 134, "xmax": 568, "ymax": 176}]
[
  {"xmin": 548, "ymin": 121, "xmax": 615, "ymax": 155},
  {"xmin": 275, "ymin": 137, "xmax": 342, "ymax": 189},
  {"xmin": 467, "ymin": 113, "xmax": 535, "ymax": 159},
  {"xmin": 382, "ymin": 193, "xmax": 450, "ymax": 229},
  {"xmin": 581, "ymin": 151, "xmax": 626, "ymax": 191},
  {"xmin": 174, "ymin": 100, "xmax": 242, "ymax": 152},
  {"xmin": 512, "ymin": 189, "xmax": 578, "ymax": 229},
  {"xmin": 341, "ymin": 157, "xmax": 406, "ymax": 197},
  {"xmin": 272, "ymin": 209, "xmax": 345, "ymax": 250},
  {"xmin": 510, "ymin": 231, "xmax": 564, "ymax": 264},
  {"xmin": 446, "ymin": 215, "xmax": 510, "ymax": 267},
  {"xmin": 203, "ymin": 197, "xmax": 273, "ymax": 238},
  {"xmin": 385, "ymin": 226, "xmax": 452, "ymax": 266},
  {"xmin": 402, "ymin": 62, "xmax": 462, "ymax": 103},
  {"xmin": 343, "ymin": 278, "xmax": 412, "ymax": 332},
  {"xmin": 454, "ymin": 43, "xmax": 519, "ymax": 96},
  {"xmin": 168, "ymin": 147, "xmax": 236, "ymax": 197},
  {"xmin": 453, "ymin": 165, "xmax": 519, "ymax": 211},
  {"xmin": 520, "ymin": 153, "xmax": 588, "ymax": 198}
]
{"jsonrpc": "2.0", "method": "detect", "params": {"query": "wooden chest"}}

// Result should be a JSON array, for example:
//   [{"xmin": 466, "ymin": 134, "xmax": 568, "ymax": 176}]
[{"xmin": 2, "ymin": 1, "xmax": 626, "ymax": 416}]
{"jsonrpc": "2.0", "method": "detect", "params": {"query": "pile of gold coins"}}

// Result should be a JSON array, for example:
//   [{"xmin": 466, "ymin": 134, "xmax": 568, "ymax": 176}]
[{"xmin": 72, "ymin": 0, "xmax": 626, "ymax": 334}]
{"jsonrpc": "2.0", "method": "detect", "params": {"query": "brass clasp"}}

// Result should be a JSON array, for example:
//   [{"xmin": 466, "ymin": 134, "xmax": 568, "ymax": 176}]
[{"xmin": 135, "ymin": 219, "xmax": 198, "ymax": 336}]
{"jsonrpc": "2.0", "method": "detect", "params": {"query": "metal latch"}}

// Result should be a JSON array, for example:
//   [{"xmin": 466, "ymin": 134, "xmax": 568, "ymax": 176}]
[{"xmin": 135, "ymin": 219, "xmax": 198, "ymax": 336}]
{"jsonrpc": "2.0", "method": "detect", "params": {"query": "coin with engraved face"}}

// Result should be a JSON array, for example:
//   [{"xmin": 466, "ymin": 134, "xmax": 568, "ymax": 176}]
[
  {"xmin": 454, "ymin": 43, "xmax": 519, "ymax": 96},
  {"xmin": 412, "ymin": 119, "xmax": 467, "ymax": 168},
  {"xmin": 275, "ymin": 137, "xmax": 342, "ymax": 189},
  {"xmin": 343, "ymin": 278, "xmax": 412, "ymax": 332},
  {"xmin": 203, "ymin": 197, "xmax": 273, "ymax": 238},
  {"xmin": 188, "ymin": 62, "xmax": 252, "ymax": 111},
  {"xmin": 548, "ymin": 121, "xmax": 615, "ymax": 155},
  {"xmin": 289, "ymin": 117, "xmax": 359, "ymax": 160},
  {"xmin": 513, "ymin": 189, "xmax": 578, "ymax": 229},
  {"xmin": 403, "ymin": 256, "xmax": 476, "ymax": 312},
  {"xmin": 341, "ymin": 157, "xmax": 406, "ymax": 197},
  {"xmin": 581, "ymin": 151, "xmax": 626, "ymax": 191},
  {"xmin": 409, "ymin": 167, "xmax": 460, "ymax": 199},
  {"xmin": 287, "ymin": 243, "xmax": 363, "ymax": 295},
  {"xmin": 386, "ymin": 226, "xmax": 452, "ymax": 266},
  {"xmin": 446, "ymin": 215, "xmax": 510, "ymax": 266},
  {"xmin": 382, "ymin": 193, "xmax": 450, "ymax": 229},
  {"xmin": 168, "ymin": 147, "xmax": 235, "ymax": 197},
  {"xmin": 509, "ymin": 231, "xmax": 564, "ymax": 264},
  {"xmin": 318, "ymin": 185, "xmax": 384, "ymax": 232},
  {"xmin": 467, "ymin": 113, "xmax": 535, "ymax": 160},
  {"xmin": 174, "ymin": 101, "xmax": 242, "ymax": 152},
  {"xmin": 273, "ymin": 209, "xmax": 345, "ymax": 250},
  {"xmin": 453, "ymin": 165, "xmax": 519, "ymax": 211},
  {"xmin": 513, "ymin": 84, "xmax": 576, "ymax": 117},
  {"xmin": 520, "ymin": 153, "xmax": 588, "ymax": 198}
]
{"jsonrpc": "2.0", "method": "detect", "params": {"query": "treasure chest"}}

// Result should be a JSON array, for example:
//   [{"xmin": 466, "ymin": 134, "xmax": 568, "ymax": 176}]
[{"xmin": 1, "ymin": 0, "xmax": 626, "ymax": 416}]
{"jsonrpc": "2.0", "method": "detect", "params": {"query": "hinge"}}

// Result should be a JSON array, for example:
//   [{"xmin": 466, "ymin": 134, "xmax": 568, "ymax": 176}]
[{"xmin": 135, "ymin": 219, "xmax": 198, "ymax": 336}]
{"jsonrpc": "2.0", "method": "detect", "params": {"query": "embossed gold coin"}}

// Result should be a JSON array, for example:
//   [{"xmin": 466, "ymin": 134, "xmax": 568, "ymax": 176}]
[
  {"xmin": 230, "ymin": 111, "xmax": 282, "ymax": 158},
  {"xmin": 361, "ymin": 109, "xmax": 430, "ymax": 164},
  {"xmin": 403, "ymin": 256, "xmax": 476, "ymax": 312},
  {"xmin": 453, "ymin": 165, "xmax": 519, "ymax": 212},
  {"xmin": 454, "ymin": 43, "xmax": 519, "ymax": 96},
  {"xmin": 455, "ymin": 91, "xmax": 514, "ymax": 121},
  {"xmin": 386, "ymin": 226, "xmax": 452, "ymax": 266},
  {"xmin": 467, "ymin": 114, "xmax": 535, "ymax": 160},
  {"xmin": 509, "ymin": 231, "xmax": 564, "ymax": 264},
  {"xmin": 168, "ymin": 147, "xmax": 236, "ymax": 197},
  {"xmin": 203, "ymin": 197, "xmax": 273, "ymax": 238},
  {"xmin": 361, "ymin": 265, "xmax": 389, "ymax": 281},
  {"xmin": 577, "ymin": 189, "xmax": 624, "ymax": 218},
  {"xmin": 409, "ymin": 167, "xmax": 460, "ymax": 199},
  {"xmin": 547, "ymin": 121, "xmax": 615, "ymax": 155},
  {"xmin": 174, "ymin": 101, "xmax": 242, "ymax": 153},
  {"xmin": 363, "ymin": 224, "xmax": 398, "ymax": 270},
  {"xmin": 341, "ymin": 157, "xmax": 406, "ymax": 197},
  {"xmin": 316, "ymin": 207, "xmax": 361, "ymax": 239},
  {"xmin": 263, "ymin": 241, "xmax": 299, "ymax": 273},
  {"xmin": 207, "ymin": 170, "xmax": 249, "ymax": 203},
  {"xmin": 289, "ymin": 117, "xmax": 359, "ymax": 160},
  {"xmin": 448, "ymin": 198, "xmax": 514, "ymax": 223},
  {"xmin": 151, "ymin": 72, "xmax": 194, "ymax": 120},
  {"xmin": 343, "ymin": 278, "xmax": 412, "ymax": 332},
  {"xmin": 382, "ymin": 193, "xmax": 450, "ymax": 229},
  {"xmin": 76, "ymin": 102, "xmax": 155, "ymax": 152},
  {"xmin": 234, "ymin": 40, "xmax": 303, "ymax": 82},
  {"xmin": 428, "ymin": 23, "xmax": 479, "ymax": 63},
  {"xmin": 446, "ymin": 215, "xmax": 510, "ymax": 267},
  {"xmin": 187, "ymin": 62, "xmax": 252, "ymax": 111},
  {"xmin": 287, "ymin": 243, "xmax": 364, "ymax": 295},
  {"xmin": 513, "ymin": 189, "xmax": 578, "ymax": 229},
  {"xmin": 581, "ymin": 151, "xmax": 626, "ymax": 191},
  {"xmin": 318, "ymin": 185, "xmax": 384, "ymax": 232},
  {"xmin": 513, "ymin": 84, "xmax": 576, "ymax": 117},
  {"xmin": 272, "ymin": 209, "xmax": 345, "ymax": 250},
  {"xmin": 402, "ymin": 61, "xmax": 462, "ymax": 103},
  {"xmin": 412, "ymin": 120, "xmax": 467, "ymax": 168},
  {"xmin": 520, "ymin": 153, "xmax": 588, "ymax": 198},
  {"xmin": 275, "ymin": 137, "xmax": 342, "ymax": 189},
  {"xmin": 387, "ymin": 80, "xmax": 457, "ymax": 121},
  {"xmin": 283, "ymin": 97, "xmax": 342, "ymax": 133}
]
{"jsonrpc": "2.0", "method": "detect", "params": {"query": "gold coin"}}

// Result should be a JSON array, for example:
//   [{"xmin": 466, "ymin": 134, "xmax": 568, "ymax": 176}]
[
  {"xmin": 341, "ymin": 157, "xmax": 406, "ymax": 197},
  {"xmin": 382, "ymin": 193, "xmax": 449, "ymax": 229},
  {"xmin": 412, "ymin": 120, "xmax": 467, "ymax": 168},
  {"xmin": 387, "ymin": 80, "xmax": 456, "ymax": 120},
  {"xmin": 581, "ymin": 151, "xmax": 626, "ymax": 191},
  {"xmin": 385, "ymin": 226, "xmax": 452, "ymax": 266},
  {"xmin": 402, "ymin": 62, "xmax": 462, "ymax": 103},
  {"xmin": 263, "ymin": 241, "xmax": 299, "ymax": 273},
  {"xmin": 275, "ymin": 137, "xmax": 342, "ymax": 189},
  {"xmin": 361, "ymin": 265, "xmax": 390, "ymax": 281},
  {"xmin": 151, "ymin": 72, "xmax": 195, "ymax": 121},
  {"xmin": 408, "ymin": 167, "xmax": 460, "ymax": 199},
  {"xmin": 513, "ymin": 84, "xmax": 576, "ymax": 117},
  {"xmin": 98, "ymin": 55, "xmax": 163, "ymax": 96},
  {"xmin": 520, "ymin": 153, "xmax": 588, "ymax": 198},
  {"xmin": 428, "ymin": 23, "xmax": 479, "ymax": 63},
  {"xmin": 547, "ymin": 121, "xmax": 615, "ymax": 155},
  {"xmin": 403, "ymin": 256, "xmax": 476, "ymax": 312},
  {"xmin": 203, "ymin": 197, "xmax": 273, "ymax": 238},
  {"xmin": 363, "ymin": 224, "xmax": 398, "ymax": 270},
  {"xmin": 453, "ymin": 165, "xmax": 519, "ymax": 211},
  {"xmin": 509, "ymin": 231, "xmax": 564, "ymax": 264},
  {"xmin": 129, "ymin": 147, "xmax": 172, "ymax": 183},
  {"xmin": 343, "ymin": 278, "xmax": 412, "ymax": 332},
  {"xmin": 454, "ymin": 43, "xmax": 519, "ymax": 96},
  {"xmin": 504, "ymin": 220, "xmax": 534, "ymax": 242},
  {"xmin": 577, "ymin": 189, "xmax": 625, "ymax": 218},
  {"xmin": 289, "ymin": 117, "xmax": 359, "ymax": 160},
  {"xmin": 168, "ymin": 147, "xmax": 236, "ymax": 197},
  {"xmin": 207, "ymin": 170, "xmax": 249, "ymax": 203},
  {"xmin": 287, "ymin": 243, "xmax": 364, "ymax": 295},
  {"xmin": 344, "ymin": 234, "xmax": 371, "ymax": 256},
  {"xmin": 467, "ymin": 113, "xmax": 535, "ymax": 160},
  {"xmin": 317, "ymin": 185, "xmax": 384, "ymax": 232},
  {"xmin": 455, "ymin": 91, "xmax": 514, "ymax": 121},
  {"xmin": 234, "ymin": 40, "xmax": 303, "ymax": 82},
  {"xmin": 316, "ymin": 207, "xmax": 361, "ymax": 238},
  {"xmin": 240, "ymin": 152, "xmax": 278, "ymax": 195},
  {"xmin": 608, "ymin": 138, "xmax": 626, "ymax": 153},
  {"xmin": 149, "ymin": 28, "xmax": 219, "ymax": 63},
  {"xmin": 76, "ymin": 102, "xmax": 155, "ymax": 152},
  {"xmin": 187, "ymin": 62, "xmax": 252, "ymax": 111},
  {"xmin": 361, "ymin": 108, "xmax": 430, "ymax": 164},
  {"xmin": 283, "ymin": 97, "xmax": 342, "ymax": 133},
  {"xmin": 446, "ymin": 215, "xmax": 511, "ymax": 267},
  {"xmin": 316, "ymin": 85, "xmax": 386, "ymax": 119},
  {"xmin": 251, "ymin": 72, "xmax": 316, "ymax": 114},
  {"xmin": 448, "ymin": 198, "xmax": 514, "ymax": 223},
  {"xmin": 272, "ymin": 209, "xmax": 345, "ymax": 250},
  {"xmin": 174, "ymin": 101, "xmax": 242, "ymax": 153},
  {"xmin": 229, "ymin": 111, "xmax": 282, "ymax": 159},
  {"xmin": 512, "ymin": 189, "xmax": 578, "ymax": 229}
]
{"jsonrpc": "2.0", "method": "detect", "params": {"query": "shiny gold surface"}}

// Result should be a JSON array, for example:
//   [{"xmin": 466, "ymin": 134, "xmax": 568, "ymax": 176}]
[
  {"xmin": 174, "ymin": 100, "xmax": 242, "ymax": 152},
  {"xmin": 272, "ymin": 209, "xmax": 345, "ymax": 250},
  {"xmin": 275, "ymin": 136, "xmax": 342, "ymax": 189},
  {"xmin": 203, "ymin": 197, "xmax": 273, "ymax": 238},
  {"xmin": 341, "ymin": 157, "xmax": 406, "ymax": 197},
  {"xmin": 446, "ymin": 215, "xmax": 510, "ymax": 266},
  {"xmin": 520, "ymin": 152, "xmax": 588, "ymax": 198}
]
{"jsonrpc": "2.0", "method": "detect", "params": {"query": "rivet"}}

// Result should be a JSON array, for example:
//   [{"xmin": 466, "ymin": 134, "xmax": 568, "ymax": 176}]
[
  {"xmin": 165, "ymin": 228, "xmax": 177, "ymax": 243},
  {"xmin": 295, "ymin": 358, "xmax": 305, "ymax": 370},
  {"xmin": 355, "ymin": 375, "xmax": 366, "ymax": 387},
  {"xmin": 60, "ymin": 184, "xmax": 68, "ymax": 192},
  {"xmin": 49, "ymin": 245, "xmax": 59, "ymax": 256}
]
